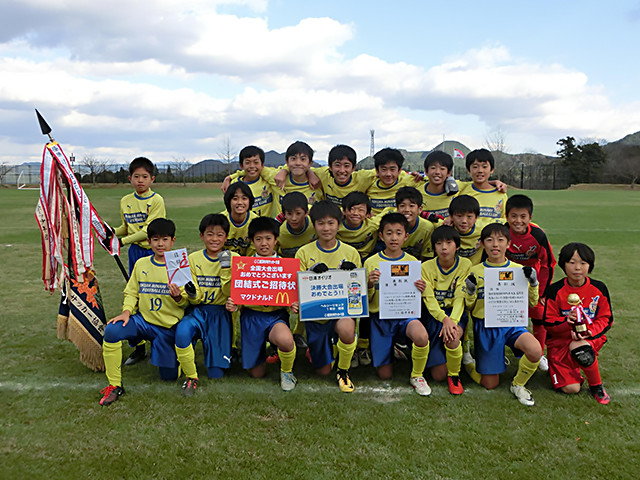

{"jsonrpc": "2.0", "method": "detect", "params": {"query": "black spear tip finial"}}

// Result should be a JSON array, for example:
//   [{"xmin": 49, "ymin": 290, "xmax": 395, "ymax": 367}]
[{"xmin": 35, "ymin": 109, "xmax": 52, "ymax": 136}]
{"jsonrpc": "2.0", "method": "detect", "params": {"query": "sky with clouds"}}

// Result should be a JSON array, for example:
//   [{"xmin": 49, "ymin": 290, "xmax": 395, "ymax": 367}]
[{"xmin": 2, "ymin": 0, "xmax": 639, "ymax": 165}]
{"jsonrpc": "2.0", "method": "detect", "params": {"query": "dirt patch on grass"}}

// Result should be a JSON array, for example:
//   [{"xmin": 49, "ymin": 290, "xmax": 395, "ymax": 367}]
[{"xmin": 568, "ymin": 183, "xmax": 638, "ymax": 190}]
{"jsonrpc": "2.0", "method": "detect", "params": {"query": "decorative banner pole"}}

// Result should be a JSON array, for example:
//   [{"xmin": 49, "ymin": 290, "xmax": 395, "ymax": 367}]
[{"xmin": 34, "ymin": 109, "xmax": 125, "ymax": 371}]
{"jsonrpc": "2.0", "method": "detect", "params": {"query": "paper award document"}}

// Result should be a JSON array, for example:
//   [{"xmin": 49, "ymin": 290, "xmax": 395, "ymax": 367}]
[
  {"xmin": 483, "ymin": 267, "xmax": 528, "ymax": 328},
  {"xmin": 164, "ymin": 248, "xmax": 192, "ymax": 287},
  {"xmin": 378, "ymin": 260, "xmax": 422, "ymax": 320}
]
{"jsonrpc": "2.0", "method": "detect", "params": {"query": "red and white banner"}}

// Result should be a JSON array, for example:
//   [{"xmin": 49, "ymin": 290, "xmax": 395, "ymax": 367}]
[
  {"xmin": 231, "ymin": 256, "xmax": 300, "ymax": 306},
  {"xmin": 453, "ymin": 148, "xmax": 465, "ymax": 159}
]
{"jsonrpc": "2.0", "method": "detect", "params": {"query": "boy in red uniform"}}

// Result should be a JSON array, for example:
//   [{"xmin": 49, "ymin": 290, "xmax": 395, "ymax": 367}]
[
  {"xmin": 543, "ymin": 243, "xmax": 612, "ymax": 404},
  {"xmin": 505, "ymin": 194, "xmax": 556, "ymax": 371}
]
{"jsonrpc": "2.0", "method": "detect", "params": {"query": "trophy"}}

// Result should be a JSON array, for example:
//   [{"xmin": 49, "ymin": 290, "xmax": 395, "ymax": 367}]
[{"xmin": 567, "ymin": 293, "xmax": 590, "ymax": 336}]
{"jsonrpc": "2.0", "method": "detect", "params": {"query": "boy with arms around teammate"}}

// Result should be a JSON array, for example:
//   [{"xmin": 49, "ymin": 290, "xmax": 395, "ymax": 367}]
[
  {"xmin": 366, "ymin": 148, "xmax": 416, "ymax": 216},
  {"xmin": 543, "ymin": 243, "xmax": 612, "ymax": 404},
  {"xmin": 222, "ymin": 182, "xmax": 258, "ymax": 256},
  {"xmin": 174, "ymin": 214, "xmax": 237, "ymax": 396},
  {"xmin": 277, "ymin": 192, "xmax": 316, "ymax": 258},
  {"xmin": 337, "ymin": 192, "xmax": 380, "ymax": 261},
  {"xmin": 421, "ymin": 225, "xmax": 472, "ymax": 394},
  {"xmin": 395, "ymin": 186, "xmax": 438, "ymax": 261},
  {"xmin": 365, "ymin": 213, "xmax": 432, "ymax": 395},
  {"xmin": 464, "ymin": 223, "xmax": 542, "ymax": 406},
  {"xmin": 231, "ymin": 145, "xmax": 276, "ymax": 217},
  {"xmin": 505, "ymin": 194, "xmax": 556, "ymax": 372},
  {"xmin": 449, "ymin": 195, "xmax": 483, "ymax": 265},
  {"xmin": 226, "ymin": 217, "xmax": 298, "ymax": 391},
  {"xmin": 99, "ymin": 218, "xmax": 186, "ymax": 406},
  {"xmin": 295, "ymin": 201, "xmax": 361, "ymax": 392}
]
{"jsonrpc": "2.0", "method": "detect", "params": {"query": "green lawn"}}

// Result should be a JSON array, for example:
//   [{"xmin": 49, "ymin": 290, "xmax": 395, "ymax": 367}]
[{"xmin": 1, "ymin": 185, "xmax": 639, "ymax": 479}]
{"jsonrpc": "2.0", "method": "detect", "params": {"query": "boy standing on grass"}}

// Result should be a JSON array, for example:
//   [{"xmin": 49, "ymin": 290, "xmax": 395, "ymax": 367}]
[
  {"xmin": 463, "ymin": 223, "xmax": 542, "ymax": 406},
  {"xmin": 421, "ymin": 226, "xmax": 472, "ymax": 395},
  {"xmin": 226, "ymin": 217, "xmax": 298, "ymax": 391},
  {"xmin": 543, "ymin": 243, "xmax": 612, "ymax": 404},
  {"xmin": 505, "ymin": 194, "xmax": 556, "ymax": 372},
  {"xmin": 364, "ymin": 213, "xmax": 432, "ymax": 395},
  {"xmin": 295, "ymin": 201, "xmax": 361, "ymax": 392},
  {"xmin": 110, "ymin": 157, "xmax": 166, "ymax": 366},
  {"xmin": 174, "ymin": 214, "xmax": 237, "ymax": 396},
  {"xmin": 99, "ymin": 218, "xmax": 187, "ymax": 406},
  {"xmin": 222, "ymin": 182, "xmax": 258, "ymax": 256}
]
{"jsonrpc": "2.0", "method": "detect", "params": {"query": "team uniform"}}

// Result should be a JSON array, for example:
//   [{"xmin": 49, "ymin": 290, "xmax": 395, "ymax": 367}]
[
  {"xmin": 337, "ymin": 215, "xmax": 384, "ymax": 260},
  {"xmin": 114, "ymin": 189, "xmax": 166, "ymax": 273},
  {"xmin": 458, "ymin": 182, "xmax": 507, "ymax": 230},
  {"xmin": 102, "ymin": 256, "xmax": 187, "ymax": 387},
  {"xmin": 271, "ymin": 172, "xmax": 324, "ymax": 215},
  {"xmin": 295, "ymin": 241, "xmax": 361, "ymax": 369},
  {"xmin": 413, "ymin": 178, "xmax": 455, "ymax": 218},
  {"xmin": 175, "ymin": 249, "xmax": 238, "ymax": 380},
  {"xmin": 237, "ymin": 175, "xmax": 277, "ymax": 217},
  {"xmin": 457, "ymin": 224, "xmax": 483, "ymax": 265},
  {"xmin": 366, "ymin": 173, "xmax": 416, "ymax": 216},
  {"xmin": 421, "ymin": 256, "xmax": 471, "ymax": 368},
  {"xmin": 277, "ymin": 217, "xmax": 316, "ymax": 258},
  {"xmin": 543, "ymin": 277, "xmax": 613, "ymax": 389},
  {"xmin": 222, "ymin": 211, "xmax": 258, "ymax": 256},
  {"xmin": 465, "ymin": 260, "xmax": 539, "ymax": 375},
  {"xmin": 313, "ymin": 167, "xmax": 377, "ymax": 207},
  {"xmin": 403, "ymin": 217, "xmax": 438, "ymax": 260}
]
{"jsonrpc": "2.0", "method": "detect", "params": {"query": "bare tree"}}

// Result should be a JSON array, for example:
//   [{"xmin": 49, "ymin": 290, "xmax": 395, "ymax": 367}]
[
  {"xmin": 484, "ymin": 126, "xmax": 510, "ymax": 153},
  {"xmin": 606, "ymin": 145, "xmax": 640, "ymax": 187},
  {"xmin": 218, "ymin": 136, "xmax": 237, "ymax": 175},
  {"xmin": 171, "ymin": 157, "xmax": 192, "ymax": 186},
  {"xmin": 0, "ymin": 161, "xmax": 12, "ymax": 185},
  {"xmin": 80, "ymin": 154, "xmax": 111, "ymax": 184}
]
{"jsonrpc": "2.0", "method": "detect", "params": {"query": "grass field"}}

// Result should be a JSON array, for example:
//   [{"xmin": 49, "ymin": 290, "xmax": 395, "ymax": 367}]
[{"xmin": 1, "ymin": 184, "xmax": 639, "ymax": 479}]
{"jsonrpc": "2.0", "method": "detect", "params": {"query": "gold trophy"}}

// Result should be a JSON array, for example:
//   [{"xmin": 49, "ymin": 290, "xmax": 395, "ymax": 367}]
[{"xmin": 567, "ymin": 293, "xmax": 588, "ymax": 335}]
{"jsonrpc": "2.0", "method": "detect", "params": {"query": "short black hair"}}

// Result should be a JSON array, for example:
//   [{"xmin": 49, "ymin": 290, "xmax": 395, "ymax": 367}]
[
  {"xmin": 431, "ymin": 225, "xmax": 461, "ymax": 250},
  {"xmin": 466, "ymin": 148, "xmax": 495, "ymax": 170},
  {"xmin": 379, "ymin": 212, "xmax": 409, "ymax": 234},
  {"xmin": 449, "ymin": 194, "xmax": 480, "ymax": 217},
  {"xmin": 328, "ymin": 144, "xmax": 357, "ymax": 168},
  {"xmin": 342, "ymin": 191, "xmax": 371, "ymax": 213},
  {"xmin": 309, "ymin": 200, "xmax": 342, "ymax": 224},
  {"xmin": 147, "ymin": 218, "xmax": 175, "ymax": 238},
  {"xmin": 558, "ymin": 242, "xmax": 595, "ymax": 273},
  {"xmin": 223, "ymin": 182, "xmax": 255, "ymax": 212},
  {"xmin": 286, "ymin": 141, "xmax": 314, "ymax": 162},
  {"xmin": 480, "ymin": 222, "xmax": 510, "ymax": 242},
  {"xmin": 424, "ymin": 151, "xmax": 453, "ymax": 173},
  {"xmin": 239, "ymin": 145, "xmax": 265, "ymax": 165},
  {"xmin": 374, "ymin": 147, "xmax": 404, "ymax": 170},
  {"xmin": 199, "ymin": 213, "xmax": 230, "ymax": 235},
  {"xmin": 505, "ymin": 194, "xmax": 534, "ymax": 215},
  {"xmin": 248, "ymin": 217, "xmax": 280, "ymax": 240},
  {"xmin": 281, "ymin": 192, "xmax": 308, "ymax": 214},
  {"xmin": 395, "ymin": 186, "xmax": 422, "ymax": 207},
  {"xmin": 129, "ymin": 157, "xmax": 156, "ymax": 176}
]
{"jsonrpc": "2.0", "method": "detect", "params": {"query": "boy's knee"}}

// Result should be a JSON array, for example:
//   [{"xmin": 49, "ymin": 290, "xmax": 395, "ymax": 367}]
[
  {"xmin": 316, "ymin": 364, "xmax": 332, "ymax": 376},
  {"xmin": 430, "ymin": 366, "xmax": 447, "ymax": 383},
  {"xmin": 481, "ymin": 376, "xmax": 499, "ymax": 389},
  {"xmin": 571, "ymin": 345, "xmax": 596, "ymax": 367},
  {"xmin": 561, "ymin": 384, "xmax": 581, "ymax": 394},
  {"xmin": 377, "ymin": 364, "xmax": 392, "ymax": 380},
  {"xmin": 103, "ymin": 324, "xmax": 124, "ymax": 343},
  {"xmin": 207, "ymin": 367, "xmax": 225, "ymax": 379}
]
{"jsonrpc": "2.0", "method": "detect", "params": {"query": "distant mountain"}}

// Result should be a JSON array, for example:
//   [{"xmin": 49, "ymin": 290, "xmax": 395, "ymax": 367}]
[
  {"xmin": 608, "ymin": 131, "xmax": 640, "ymax": 147},
  {"xmin": 357, "ymin": 140, "xmax": 470, "ymax": 171},
  {"xmin": 186, "ymin": 159, "xmax": 240, "ymax": 176}
]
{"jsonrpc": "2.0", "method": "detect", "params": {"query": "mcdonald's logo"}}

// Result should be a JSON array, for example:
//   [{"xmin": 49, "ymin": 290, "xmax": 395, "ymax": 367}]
[{"xmin": 275, "ymin": 291, "xmax": 290, "ymax": 305}]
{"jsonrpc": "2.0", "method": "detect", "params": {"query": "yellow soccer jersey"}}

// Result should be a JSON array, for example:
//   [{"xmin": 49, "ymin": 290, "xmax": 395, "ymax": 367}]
[
  {"xmin": 189, "ymin": 249, "xmax": 238, "ymax": 306},
  {"xmin": 364, "ymin": 251, "xmax": 418, "ymax": 313},
  {"xmin": 314, "ymin": 167, "xmax": 377, "ymax": 207},
  {"xmin": 457, "ymin": 224, "xmax": 483, "ymax": 265},
  {"xmin": 337, "ymin": 215, "xmax": 383, "ymax": 260},
  {"xmin": 295, "ymin": 240, "xmax": 361, "ymax": 271},
  {"xmin": 278, "ymin": 217, "xmax": 316, "ymax": 258},
  {"xmin": 222, "ymin": 211, "xmax": 258, "ymax": 256},
  {"xmin": 240, "ymin": 176, "xmax": 277, "ymax": 217},
  {"xmin": 122, "ymin": 256, "xmax": 187, "ymax": 328},
  {"xmin": 366, "ymin": 172, "xmax": 415, "ymax": 216},
  {"xmin": 464, "ymin": 260, "xmax": 539, "ymax": 321},
  {"xmin": 404, "ymin": 217, "xmax": 438, "ymax": 260},
  {"xmin": 413, "ymin": 178, "xmax": 454, "ymax": 218},
  {"xmin": 421, "ymin": 256, "xmax": 471, "ymax": 323},
  {"xmin": 114, "ymin": 190, "xmax": 166, "ymax": 249},
  {"xmin": 458, "ymin": 181, "xmax": 507, "ymax": 228}
]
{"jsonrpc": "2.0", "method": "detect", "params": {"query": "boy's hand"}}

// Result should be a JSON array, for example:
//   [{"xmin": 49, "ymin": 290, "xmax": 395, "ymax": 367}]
[
  {"xmin": 410, "ymin": 171, "xmax": 424, "ymax": 182},
  {"xmin": 444, "ymin": 176, "xmax": 459, "ymax": 195},
  {"xmin": 184, "ymin": 281, "xmax": 197, "ymax": 299},
  {"xmin": 218, "ymin": 250, "xmax": 232, "ymax": 269},
  {"xmin": 523, "ymin": 266, "xmax": 539, "ymax": 287},
  {"xmin": 414, "ymin": 278, "xmax": 426, "ymax": 293},
  {"xmin": 440, "ymin": 316, "xmax": 457, "ymax": 344},
  {"xmin": 443, "ymin": 216, "xmax": 453, "ymax": 226},
  {"xmin": 108, "ymin": 311, "xmax": 131, "ymax": 326},
  {"xmin": 225, "ymin": 297, "xmax": 238, "ymax": 312},
  {"xmin": 290, "ymin": 301, "xmax": 299, "ymax": 314},
  {"xmin": 340, "ymin": 261, "xmax": 357, "ymax": 271},
  {"xmin": 571, "ymin": 329, "xmax": 592, "ymax": 341},
  {"xmin": 420, "ymin": 211, "xmax": 443, "ymax": 223},
  {"xmin": 368, "ymin": 268, "xmax": 380, "ymax": 288},
  {"xmin": 308, "ymin": 169, "xmax": 321, "ymax": 190},
  {"xmin": 310, "ymin": 262, "xmax": 329, "ymax": 274},
  {"xmin": 494, "ymin": 180, "xmax": 507, "ymax": 193},
  {"xmin": 274, "ymin": 169, "xmax": 287, "ymax": 190},
  {"xmin": 168, "ymin": 283, "xmax": 182, "ymax": 302},
  {"xmin": 465, "ymin": 273, "xmax": 477, "ymax": 296},
  {"xmin": 221, "ymin": 175, "xmax": 232, "ymax": 193}
]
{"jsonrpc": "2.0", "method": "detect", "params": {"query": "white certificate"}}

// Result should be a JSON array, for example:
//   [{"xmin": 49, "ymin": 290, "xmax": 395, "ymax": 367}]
[
  {"xmin": 378, "ymin": 261, "xmax": 422, "ymax": 320},
  {"xmin": 483, "ymin": 267, "xmax": 529, "ymax": 327},
  {"xmin": 165, "ymin": 248, "xmax": 192, "ymax": 287}
]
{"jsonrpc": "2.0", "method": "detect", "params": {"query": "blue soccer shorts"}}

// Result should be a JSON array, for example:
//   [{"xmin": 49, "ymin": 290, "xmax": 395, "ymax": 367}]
[
  {"xmin": 240, "ymin": 308, "xmax": 289, "ymax": 370},
  {"xmin": 473, "ymin": 316, "xmax": 527, "ymax": 375},
  {"xmin": 370, "ymin": 312, "xmax": 414, "ymax": 368},
  {"xmin": 305, "ymin": 320, "xmax": 338, "ymax": 370},
  {"xmin": 421, "ymin": 308, "xmax": 469, "ymax": 368},
  {"xmin": 176, "ymin": 304, "xmax": 233, "ymax": 370}
]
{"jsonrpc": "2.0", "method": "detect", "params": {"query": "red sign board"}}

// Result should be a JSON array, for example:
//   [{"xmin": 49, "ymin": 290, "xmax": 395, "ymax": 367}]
[{"xmin": 231, "ymin": 256, "xmax": 300, "ymax": 306}]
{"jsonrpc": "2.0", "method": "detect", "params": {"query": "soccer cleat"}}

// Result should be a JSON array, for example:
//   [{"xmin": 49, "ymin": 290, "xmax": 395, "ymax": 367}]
[
  {"xmin": 280, "ymin": 371, "xmax": 298, "ymax": 391},
  {"xmin": 350, "ymin": 353, "xmax": 359, "ymax": 369},
  {"xmin": 447, "ymin": 375, "xmax": 464, "ymax": 395},
  {"xmin": 510, "ymin": 384, "xmax": 535, "ymax": 406},
  {"xmin": 589, "ymin": 384, "xmax": 611, "ymax": 405},
  {"xmin": 462, "ymin": 351, "xmax": 475, "ymax": 365},
  {"xmin": 181, "ymin": 377, "xmax": 198, "ymax": 397},
  {"xmin": 266, "ymin": 353, "xmax": 280, "ymax": 364},
  {"xmin": 336, "ymin": 368, "xmax": 355, "ymax": 393},
  {"xmin": 357, "ymin": 348, "xmax": 372, "ymax": 366},
  {"xmin": 124, "ymin": 345, "xmax": 147, "ymax": 366},
  {"xmin": 99, "ymin": 385, "xmax": 125, "ymax": 406},
  {"xmin": 293, "ymin": 334, "xmax": 308, "ymax": 350},
  {"xmin": 538, "ymin": 355, "xmax": 549, "ymax": 372},
  {"xmin": 409, "ymin": 376, "xmax": 432, "ymax": 396},
  {"xmin": 393, "ymin": 342, "xmax": 410, "ymax": 361}
]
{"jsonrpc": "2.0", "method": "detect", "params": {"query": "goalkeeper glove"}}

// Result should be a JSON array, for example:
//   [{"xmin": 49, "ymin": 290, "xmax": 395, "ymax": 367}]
[
  {"xmin": 310, "ymin": 262, "xmax": 329, "ymax": 274},
  {"xmin": 523, "ymin": 266, "xmax": 539, "ymax": 287},
  {"xmin": 465, "ymin": 273, "xmax": 477, "ymax": 296}
]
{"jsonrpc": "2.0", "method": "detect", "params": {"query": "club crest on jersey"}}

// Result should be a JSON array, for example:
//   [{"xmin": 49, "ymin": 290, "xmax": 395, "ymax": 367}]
[
  {"xmin": 495, "ymin": 199, "xmax": 503, "ymax": 213},
  {"xmin": 588, "ymin": 296, "xmax": 600, "ymax": 315},
  {"xmin": 261, "ymin": 187, "xmax": 269, "ymax": 199},
  {"xmin": 309, "ymin": 192, "xmax": 317, "ymax": 204}
]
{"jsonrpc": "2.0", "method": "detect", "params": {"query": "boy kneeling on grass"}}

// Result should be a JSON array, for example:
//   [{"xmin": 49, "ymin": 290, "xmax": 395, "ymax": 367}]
[{"xmin": 99, "ymin": 218, "xmax": 188, "ymax": 406}]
